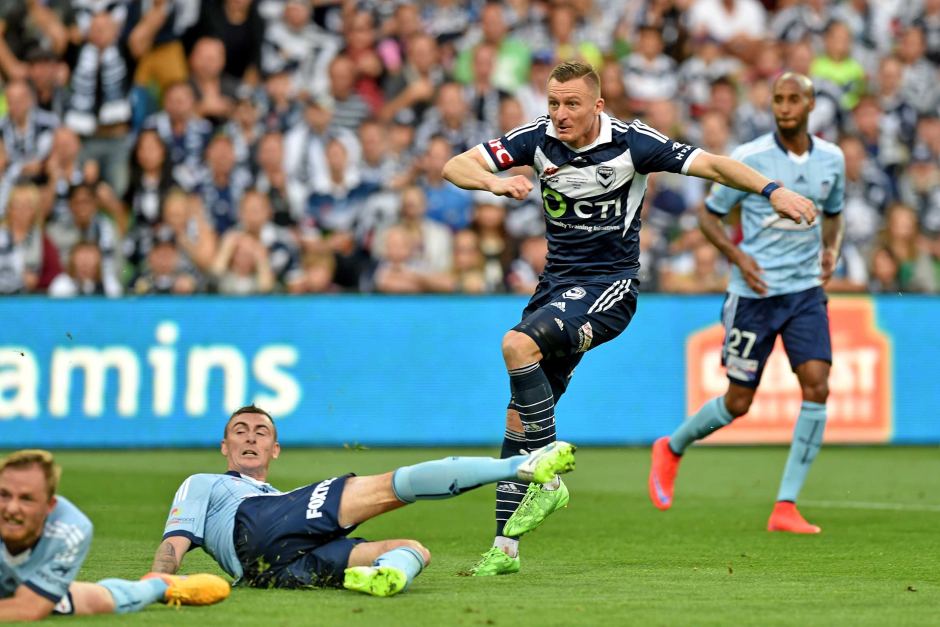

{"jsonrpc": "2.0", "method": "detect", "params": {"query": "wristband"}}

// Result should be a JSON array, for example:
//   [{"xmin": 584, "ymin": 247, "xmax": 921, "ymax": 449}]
[{"xmin": 760, "ymin": 182, "xmax": 780, "ymax": 199}]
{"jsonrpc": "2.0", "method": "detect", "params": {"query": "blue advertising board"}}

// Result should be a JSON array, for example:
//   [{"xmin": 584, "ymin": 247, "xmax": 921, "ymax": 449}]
[{"xmin": 0, "ymin": 295, "xmax": 936, "ymax": 448}]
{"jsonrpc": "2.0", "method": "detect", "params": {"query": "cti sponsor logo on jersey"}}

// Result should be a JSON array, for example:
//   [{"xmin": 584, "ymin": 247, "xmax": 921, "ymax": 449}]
[
  {"xmin": 487, "ymin": 139, "xmax": 514, "ymax": 167},
  {"xmin": 306, "ymin": 477, "xmax": 336, "ymax": 519},
  {"xmin": 541, "ymin": 187, "xmax": 622, "ymax": 219},
  {"xmin": 685, "ymin": 298, "xmax": 892, "ymax": 443}
]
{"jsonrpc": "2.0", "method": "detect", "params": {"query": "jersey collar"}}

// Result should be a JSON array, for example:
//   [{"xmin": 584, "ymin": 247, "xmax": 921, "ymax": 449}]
[
  {"xmin": 1, "ymin": 540, "xmax": 32, "ymax": 566},
  {"xmin": 773, "ymin": 132, "xmax": 814, "ymax": 163},
  {"xmin": 546, "ymin": 112, "xmax": 612, "ymax": 153}
]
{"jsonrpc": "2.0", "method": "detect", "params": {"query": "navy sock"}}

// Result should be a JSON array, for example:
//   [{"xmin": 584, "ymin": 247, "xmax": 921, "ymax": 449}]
[
  {"xmin": 509, "ymin": 363, "xmax": 557, "ymax": 452},
  {"xmin": 495, "ymin": 426, "xmax": 527, "ymax": 537}
]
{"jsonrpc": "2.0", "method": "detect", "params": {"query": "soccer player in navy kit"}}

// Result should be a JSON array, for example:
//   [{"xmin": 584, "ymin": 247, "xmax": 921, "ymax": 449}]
[
  {"xmin": 649, "ymin": 73, "xmax": 844, "ymax": 534},
  {"xmin": 150, "ymin": 406, "xmax": 577, "ymax": 597},
  {"xmin": 442, "ymin": 61, "xmax": 818, "ymax": 575}
]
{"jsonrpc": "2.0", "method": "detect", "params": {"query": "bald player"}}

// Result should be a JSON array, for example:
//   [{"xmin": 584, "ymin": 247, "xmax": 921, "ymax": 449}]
[{"xmin": 649, "ymin": 72, "xmax": 845, "ymax": 534}]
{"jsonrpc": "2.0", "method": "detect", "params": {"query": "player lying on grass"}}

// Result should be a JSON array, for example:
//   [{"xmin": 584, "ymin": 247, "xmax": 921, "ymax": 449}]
[
  {"xmin": 150, "ymin": 405, "xmax": 577, "ymax": 597},
  {"xmin": 0, "ymin": 450, "xmax": 229, "ymax": 622}
]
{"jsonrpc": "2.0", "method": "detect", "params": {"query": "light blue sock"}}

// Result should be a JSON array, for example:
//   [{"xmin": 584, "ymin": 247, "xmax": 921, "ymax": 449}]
[
  {"xmin": 392, "ymin": 455, "xmax": 526, "ymax": 503},
  {"xmin": 777, "ymin": 401, "xmax": 827, "ymax": 502},
  {"xmin": 97, "ymin": 578, "xmax": 168, "ymax": 614},
  {"xmin": 669, "ymin": 396, "xmax": 734, "ymax": 454},
  {"xmin": 374, "ymin": 547, "xmax": 425, "ymax": 589}
]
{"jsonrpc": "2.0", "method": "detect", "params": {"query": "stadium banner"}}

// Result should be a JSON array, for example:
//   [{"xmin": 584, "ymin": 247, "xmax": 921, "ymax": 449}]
[{"xmin": 0, "ymin": 295, "xmax": 937, "ymax": 448}]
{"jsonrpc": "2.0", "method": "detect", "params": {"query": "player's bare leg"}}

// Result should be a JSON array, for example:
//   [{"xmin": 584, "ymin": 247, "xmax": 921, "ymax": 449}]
[
  {"xmin": 768, "ymin": 360, "xmax": 829, "ymax": 534},
  {"xmin": 650, "ymin": 385, "xmax": 752, "ymax": 510}
]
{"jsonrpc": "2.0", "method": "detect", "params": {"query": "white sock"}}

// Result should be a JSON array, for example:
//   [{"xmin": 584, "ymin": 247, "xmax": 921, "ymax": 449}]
[
  {"xmin": 493, "ymin": 535, "xmax": 519, "ymax": 558},
  {"xmin": 542, "ymin": 475, "xmax": 561, "ymax": 491}
]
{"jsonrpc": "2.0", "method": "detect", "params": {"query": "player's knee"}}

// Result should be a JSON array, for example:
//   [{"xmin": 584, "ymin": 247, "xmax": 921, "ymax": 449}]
[
  {"xmin": 501, "ymin": 330, "xmax": 540, "ymax": 366},
  {"xmin": 801, "ymin": 381, "xmax": 829, "ymax": 404},
  {"xmin": 724, "ymin": 394, "xmax": 752, "ymax": 418}
]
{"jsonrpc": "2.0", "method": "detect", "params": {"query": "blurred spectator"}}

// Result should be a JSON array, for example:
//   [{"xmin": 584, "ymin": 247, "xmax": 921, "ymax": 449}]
[
  {"xmin": 258, "ymin": 70, "xmax": 302, "ymax": 133},
  {"xmin": 64, "ymin": 10, "xmax": 133, "ymax": 196},
  {"xmin": 515, "ymin": 50, "xmax": 553, "ymax": 120},
  {"xmin": 41, "ymin": 127, "xmax": 87, "ymax": 224},
  {"xmin": 372, "ymin": 224, "xmax": 452, "ymax": 294},
  {"xmin": 471, "ymin": 194, "xmax": 513, "ymax": 292},
  {"xmin": 622, "ymin": 25, "xmax": 678, "ymax": 110},
  {"xmin": 450, "ymin": 228, "xmax": 487, "ymax": 294},
  {"xmin": 143, "ymin": 81, "xmax": 213, "ymax": 190},
  {"xmin": 130, "ymin": 224, "xmax": 200, "ymax": 294},
  {"xmin": 195, "ymin": 134, "xmax": 253, "ymax": 234},
  {"xmin": 375, "ymin": 185, "xmax": 452, "ymax": 274},
  {"xmin": 261, "ymin": 0, "xmax": 339, "ymax": 99},
  {"xmin": 897, "ymin": 25, "xmax": 939, "ymax": 115},
  {"xmin": 252, "ymin": 131, "xmax": 294, "ymax": 227},
  {"xmin": 123, "ymin": 129, "xmax": 174, "ymax": 230},
  {"xmin": 810, "ymin": 21, "xmax": 867, "ymax": 111},
  {"xmin": 26, "ymin": 49, "xmax": 69, "ymax": 119},
  {"xmin": 506, "ymin": 234, "xmax": 547, "ymax": 295},
  {"xmin": 305, "ymin": 137, "xmax": 373, "ymax": 237},
  {"xmin": 188, "ymin": 37, "xmax": 238, "ymax": 126},
  {"xmin": 874, "ymin": 203, "xmax": 937, "ymax": 293},
  {"xmin": 225, "ymin": 90, "xmax": 263, "ymax": 172},
  {"xmin": 899, "ymin": 145, "xmax": 940, "ymax": 235},
  {"xmin": 736, "ymin": 80, "xmax": 775, "ymax": 142},
  {"xmin": 454, "ymin": 2, "xmax": 531, "ymax": 93},
  {"xmin": 0, "ymin": 0, "xmax": 70, "ymax": 81},
  {"xmin": 160, "ymin": 190, "xmax": 216, "ymax": 275},
  {"xmin": 291, "ymin": 247, "xmax": 339, "ymax": 294},
  {"xmin": 687, "ymin": 0, "xmax": 767, "ymax": 59},
  {"xmin": 840, "ymin": 134, "xmax": 892, "ymax": 251},
  {"xmin": 1, "ymin": 81, "xmax": 58, "ymax": 178},
  {"xmin": 874, "ymin": 55, "xmax": 918, "ymax": 148},
  {"xmin": 659, "ymin": 238, "xmax": 728, "ymax": 294},
  {"xmin": 0, "ymin": 138, "xmax": 20, "ymax": 220},
  {"xmin": 379, "ymin": 33, "xmax": 443, "ymax": 126},
  {"xmin": 770, "ymin": 0, "xmax": 831, "ymax": 46},
  {"xmin": 226, "ymin": 189, "xmax": 301, "ymax": 290},
  {"xmin": 414, "ymin": 82, "xmax": 491, "ymax": 155},
  {"xmin": 340, "ymin": 9, "xmax": 385, "ymax": 113},
  {"xmin": 462, "ymin": 43, "xmax": 510, "ymax": 132},
  {"xmin": 1, "ymin": 183, "xmax": 61, "ymax": 293},
  {"xmin": 545, "ymin": 3, "xmax": 602, "ymax": 69},
  {"xmin": 327, "ymin": 55, "xmax": 371, "ymax": 133},
  {"xmin": 46, "ymin": 183, "xmax": 122, "ymax": 296},
  {"xmin": 913, "ymin": 0, "xmax": 940, "ymax": 64},
  {"xmin": 600, "ymin": 61, "xmax": 632, "ymax": 121},
  {"xmin": 357, "ymin": 119, "xmax": 402, "ymax": 190},
  {"xmin": 211, "ymin": 230, "xmax": 274, "ymax": 295},
  {"xmin": 48, "ymin": 240, "xmax": 117, "ymax": 297},
  {"xmin": 850, "ymin": 96, "xmax": 906, "ymax": 185},
  {"xmin": 678, "ymin": 34, "xmax": 741, "ymax": 118},
  {"xmin": 425, "ymin": 0, "xmax": 473, "ymax": 47},
  {"xmin": 419, "ymin": 136, "xmax": 474, "ymax": 231},
  {"xmin": 126, "ymin": 0, "xmax": 199, "ymax": 94},
  {"xmin": 188, "ymin": 0, "xmax": 264, "ymax": 82}
]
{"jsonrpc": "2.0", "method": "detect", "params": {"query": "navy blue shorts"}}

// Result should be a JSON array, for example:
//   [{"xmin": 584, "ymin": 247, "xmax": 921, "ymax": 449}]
[
  {"xmin": 233, "ymin": 474, "xmax": 365, "ymax": 589},
  {"xmin": 720, "ymin": 286, "xmax": 831, "ymax": 388},
  {"xmin": 514, "ymin": 276, "xmax": 638, "ymax": 402}
]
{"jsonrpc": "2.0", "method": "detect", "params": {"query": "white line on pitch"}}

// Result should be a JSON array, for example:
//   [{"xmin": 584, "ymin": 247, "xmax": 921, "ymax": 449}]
[{"xmin": 801, "ymin": 499, "xmax": 940, "ymax": 513}]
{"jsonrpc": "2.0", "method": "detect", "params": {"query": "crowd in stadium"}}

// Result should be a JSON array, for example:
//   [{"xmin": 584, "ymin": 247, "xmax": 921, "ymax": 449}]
[{"xmin": 0, "ymin": 0, "xmax": 936, "ymax": 297}]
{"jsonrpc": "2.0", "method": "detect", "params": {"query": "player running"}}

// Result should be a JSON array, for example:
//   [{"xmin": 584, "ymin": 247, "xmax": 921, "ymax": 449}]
[
  {"xmin": 442, "ymin": 60, "xmax": 817, "ymax": 575},
  {"xmin": 0, "ymin": 449, "xmax": 229, "ymax": 621},
  {"xmin": 149, "ymin": 405, "xmax": 576, "ymax": 597},
  {"xmin": 648, "ymin": 72, "xmax": 845, "ymax": 534}
]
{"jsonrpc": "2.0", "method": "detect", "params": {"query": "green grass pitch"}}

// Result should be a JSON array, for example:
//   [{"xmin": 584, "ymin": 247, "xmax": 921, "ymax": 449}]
[{"xmin": 32, "ymin": 447, "xmax": 940, "ymax": 626}]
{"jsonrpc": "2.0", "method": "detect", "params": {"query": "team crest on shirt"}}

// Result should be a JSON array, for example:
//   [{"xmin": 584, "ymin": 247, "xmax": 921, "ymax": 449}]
[
  {"xmin": 563, "ymin": 287, "xmax": 586, "ymax": 300},
  {"xmin": 542, "ymin": 165, "xmax": 559, "ymax": 178},
  {"xmin": 596, "ymin": 165, "xmax": 615, "ymax": 188}
]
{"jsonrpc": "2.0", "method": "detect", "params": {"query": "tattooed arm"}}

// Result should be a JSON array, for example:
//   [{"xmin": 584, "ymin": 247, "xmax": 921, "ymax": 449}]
[{"xmin": 150, "ymin": 536, "xmax": 191, "ymax": 574}]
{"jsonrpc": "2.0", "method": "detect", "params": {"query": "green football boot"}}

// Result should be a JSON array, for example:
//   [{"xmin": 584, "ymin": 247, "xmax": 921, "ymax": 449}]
[
  {"xmin": 516, "ymin": 441, "xmax": 577, "ymax": 484},
  {"xmin": 343, "ymin": 566, "xmax": 408, "ymax": 597},
  {"xmin": 502, "ymin": 479, "xmax": 570, "ymax": 537},
  {"xmin": 467, "ymin": 547, "xmax": 521, "ymax": 577}
]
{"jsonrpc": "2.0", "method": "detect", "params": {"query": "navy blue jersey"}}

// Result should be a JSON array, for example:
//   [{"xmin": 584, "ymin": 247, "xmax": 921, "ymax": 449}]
[{"xmin": 478, "ymin": 113, "xmax": 702, "ymax": 279}]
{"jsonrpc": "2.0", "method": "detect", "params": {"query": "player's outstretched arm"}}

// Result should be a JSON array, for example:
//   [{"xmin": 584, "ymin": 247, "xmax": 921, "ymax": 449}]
[
  {"xmin": 150, "ymin": 536, "xmax": 191, "ymax": 574},
  {"xmin": 686, "ymin": 151, "xmax": 816, "ymax": 225},
  {"xmin": 442, "ymin": 148, "xmax": 533, "ymax": 200},
  {"xmin": 698, "ymin": 204, "xmax": 768, "ymax": 295}
]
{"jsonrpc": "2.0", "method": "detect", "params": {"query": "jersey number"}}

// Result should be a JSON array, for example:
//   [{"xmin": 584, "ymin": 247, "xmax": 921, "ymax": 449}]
[{"xmin": 726, "ymin": 328, "xmax": 757, "ymax": 358}]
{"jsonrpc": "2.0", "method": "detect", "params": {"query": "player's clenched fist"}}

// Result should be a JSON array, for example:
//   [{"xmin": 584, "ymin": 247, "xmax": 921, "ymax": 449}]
[
  {"xmin": 489, "ymin": 175, "xmax": 533, "ymax": 200},
  {"xmin": 769, "ymin": 187, "xmax": 817, "ymax": 225}
]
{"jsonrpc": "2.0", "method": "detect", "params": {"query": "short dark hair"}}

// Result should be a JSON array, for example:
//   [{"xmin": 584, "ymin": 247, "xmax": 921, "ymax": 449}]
[
  {"xmin": 549, "ymin": 61, "xmax": 600, "ymax": 96},
  {"xmin": 223, "ymin": 405, "xmax": 278, "ymax": 440}
]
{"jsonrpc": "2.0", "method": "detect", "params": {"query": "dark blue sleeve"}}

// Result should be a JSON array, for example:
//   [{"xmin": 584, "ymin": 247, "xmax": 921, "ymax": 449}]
[
  {"xmin": 626, "ymin": 120, "xmax": 701, "ymax": 175},
  {"xmin": 476, "ymin": 117, "xmax": 548, "ymax": 172}
]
